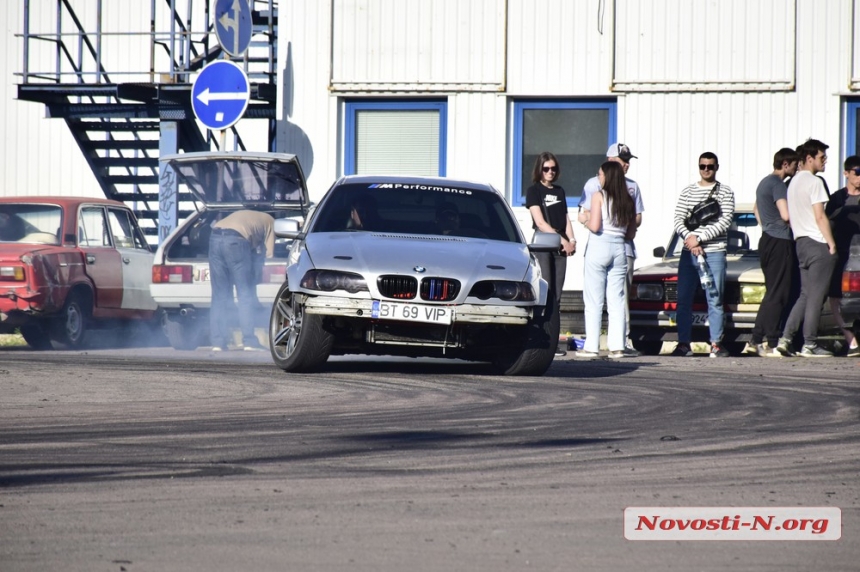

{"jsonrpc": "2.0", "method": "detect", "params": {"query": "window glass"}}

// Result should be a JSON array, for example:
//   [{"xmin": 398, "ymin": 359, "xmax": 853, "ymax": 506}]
[
  {"xmin": 512, "ymin": 101, "xmax": 616, "ymax": 206},
  {"xmin": 79, "ymin": 207, "xmax": 111, "ymax": 247},
  {"xmin": 345, "ymin": 101, "xmax": 447, "ymax": 176},
  {"xmin": 108, "ymin": 208, "xmax": 149, "ymax": 250},
  {"xmin": 847, "ymin": 100, "xmax": 860, "ymax": 174},
  {"xmin": 310, "ymin": 182, "xmax": 521, "ymax": 243},
  {"xmin": 0, "ymin": 204, "xmax": 61, "ymax": 244}
]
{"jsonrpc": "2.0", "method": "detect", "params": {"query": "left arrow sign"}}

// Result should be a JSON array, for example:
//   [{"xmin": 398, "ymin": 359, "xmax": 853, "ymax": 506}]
[
  {"xmin": 191, "ymin": 60, "xmax": 251, "ymax": 131},
  {"xmin": 196, "ymin": 87, "xmax": 250, "ymax": 106}
]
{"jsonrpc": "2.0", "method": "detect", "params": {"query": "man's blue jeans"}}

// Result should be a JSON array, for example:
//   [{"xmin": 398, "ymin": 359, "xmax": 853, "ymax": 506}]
[
  {"xmin": 676, "ymin": 249, "xmax": 726, "ymax": 344},
  {"xmin": 209, "ymin": 232, "xmax": 260, "ymax": 347}
]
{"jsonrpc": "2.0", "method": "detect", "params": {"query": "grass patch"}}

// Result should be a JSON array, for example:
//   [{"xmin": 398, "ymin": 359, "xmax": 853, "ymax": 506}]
[{"xmin": 0, "ymin": 333, "xmax": 27, "ymax": 347}]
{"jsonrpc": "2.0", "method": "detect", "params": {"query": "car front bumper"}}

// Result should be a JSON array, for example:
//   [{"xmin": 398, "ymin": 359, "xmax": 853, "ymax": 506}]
[{"xmin": 303, "ymin": 295, "xmax": 533, "ymax": 325}]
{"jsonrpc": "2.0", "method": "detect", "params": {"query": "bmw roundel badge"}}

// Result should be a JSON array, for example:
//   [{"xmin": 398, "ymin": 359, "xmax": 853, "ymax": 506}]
[{"xmin": 413, "ymin": 266, "xmax": 426, "ymax": 273}]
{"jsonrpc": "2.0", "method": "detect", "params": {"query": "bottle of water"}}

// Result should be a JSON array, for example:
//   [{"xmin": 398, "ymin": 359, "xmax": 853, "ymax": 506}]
[{"xmin": 696, "ymin": 254, "xmax": 719, "ymax": 299}]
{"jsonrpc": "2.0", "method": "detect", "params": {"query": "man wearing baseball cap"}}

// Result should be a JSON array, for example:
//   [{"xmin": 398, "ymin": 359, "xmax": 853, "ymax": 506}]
[{"xmin": 578, "ymin": 142, "xmax": 645, "ymax": 355}]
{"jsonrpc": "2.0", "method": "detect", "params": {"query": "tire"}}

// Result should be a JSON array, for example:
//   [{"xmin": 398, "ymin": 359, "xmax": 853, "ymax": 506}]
[
  {"xmin": 493, "ymin": 302, "xmax": 559, "ymax": 376},
  {"xmin": 269, "ymin": 283, "xmax": 334, "ymax": 372},
  {"xmin": 162, "ymin": 313, "xmax": 203, "ymax": 351},
  {"xmin": 51, "ymin": 292, "xmax": 91, "ymax": 348},
  {"xmin": 632, "ymin": 340, "xmax": 663, "ymax": 356},
  {"xmin": 20, "ymin": 323, "xmax": 54, "ymax": 350}
]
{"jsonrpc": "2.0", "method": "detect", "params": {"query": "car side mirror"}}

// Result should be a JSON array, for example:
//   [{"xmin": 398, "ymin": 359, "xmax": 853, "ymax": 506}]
[
  {"xmin": 653, "ymin": 246, "xmax": 666, "ymax": 257},
  {"xmin": 274, "ymin": 218, "xmax": 301, "ymax": 239},
  {"xmin": 528, "ymin": 231, "xmax": 561, "ymax": 253}
]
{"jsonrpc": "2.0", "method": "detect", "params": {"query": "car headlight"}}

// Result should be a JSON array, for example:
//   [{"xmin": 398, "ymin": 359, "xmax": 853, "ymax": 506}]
[
  {"xmin": 633, "ymin": 283, "xmax": 664, "ymax": 301},
  {"xmin": 740, "ymin": 284, "xmax": 766, "ymax": 304},
  {"xmin": 300, "ymin": 269, "xmax": 368, "ymax": 293},
  {"xmin": 468, "ymin": 281, "xmax": 536, "ymax": 301}
]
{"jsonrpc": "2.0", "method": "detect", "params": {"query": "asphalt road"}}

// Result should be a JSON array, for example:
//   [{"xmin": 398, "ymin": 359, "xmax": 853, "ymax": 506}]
[{"xmin": 0, "ymin": 347, "xmax": 858, "ymax": 571}]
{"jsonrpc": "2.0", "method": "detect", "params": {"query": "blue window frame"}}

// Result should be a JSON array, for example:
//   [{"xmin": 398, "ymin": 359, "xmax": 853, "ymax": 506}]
[
  {"xmin": 511, "ymin": 100, "xmax": 617, "ymax": 206},
  {"xmin": 344, "ymin": 100, "xmax": 447, "ymax": 176},
  {"xmin": 846, "ymin": 100, "xmax": 860, "ymax": 171}
]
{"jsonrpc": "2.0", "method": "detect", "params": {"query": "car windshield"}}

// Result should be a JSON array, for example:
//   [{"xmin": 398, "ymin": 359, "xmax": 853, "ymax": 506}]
[
  {"xmin": 310, "ymin": 182, "xmax": 523, "ymax": 242},
  {"xmin": 665, "ymin": 212, "xmax": 761, "ymax": 257},
  {"xmin": 0, "ymin": 204, "xmax": 62, "ymax": 245}
]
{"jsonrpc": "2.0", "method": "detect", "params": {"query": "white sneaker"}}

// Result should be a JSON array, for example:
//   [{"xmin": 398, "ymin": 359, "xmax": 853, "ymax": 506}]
[{"xmin": 576, "ymin": 349, "xmax": 599, "ymax": 358}]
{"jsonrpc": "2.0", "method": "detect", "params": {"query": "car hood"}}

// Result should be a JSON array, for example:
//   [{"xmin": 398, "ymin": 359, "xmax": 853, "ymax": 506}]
[
  {"xmin": 634, "ymin": 253, "xmax": 765, "ymax": 283},
  {"xmin": 305, "ymin": 232, "xmax": 532, "ymax": 282},
  {"xmin": 161, "ymin": 151, "xmax": 310, "ymax": 209}
]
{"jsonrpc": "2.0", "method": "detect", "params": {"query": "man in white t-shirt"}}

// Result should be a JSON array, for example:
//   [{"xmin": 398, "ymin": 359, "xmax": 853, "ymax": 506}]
[
  {"xmin": 578, "ymin": 143, "xmax": 644, "ymax": 353},
  {"xmin": 775, "ymin": 139, "xmax": 837, "ymax": 357}
]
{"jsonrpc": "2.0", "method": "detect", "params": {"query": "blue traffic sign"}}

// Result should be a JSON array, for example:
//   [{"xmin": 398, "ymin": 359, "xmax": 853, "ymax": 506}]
[
  {"xmin": 215, "ymin": 0, "xmax": 252, "ymax": 58},
  {"xmin": 191, "ymin": 60, "xmax": 250, "ymax": 131}
]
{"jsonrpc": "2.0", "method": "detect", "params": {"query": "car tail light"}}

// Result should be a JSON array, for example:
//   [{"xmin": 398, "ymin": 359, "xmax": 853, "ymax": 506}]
[
  {"xmin": 0, "ymin": 266, "xmax": 26, "ymax": 282},
  {"xmin": 262, "ymin": 264, "xmax": 287, "ymax": 284},
  {"xmin": 843, "ymin": 271, "xmax": 860, "ymax": 295},
  {"xmin": 152, "ymin": 264, "xmax": 193, "ymax": 284}
]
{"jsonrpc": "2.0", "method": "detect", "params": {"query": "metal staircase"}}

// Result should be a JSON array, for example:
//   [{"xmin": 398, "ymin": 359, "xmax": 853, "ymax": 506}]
[{"xmin": 15, "ymin": 0, "xmax": 278, "ymax": 240}]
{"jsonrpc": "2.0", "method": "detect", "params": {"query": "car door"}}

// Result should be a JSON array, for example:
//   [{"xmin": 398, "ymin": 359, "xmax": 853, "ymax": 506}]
[
  {"xmin": 107, "ymin": 207, "xmax": 158, "ymax": 311},
  {"xmin": 78, "ymin": 205, "xmax": 123, "ymax": 309}
]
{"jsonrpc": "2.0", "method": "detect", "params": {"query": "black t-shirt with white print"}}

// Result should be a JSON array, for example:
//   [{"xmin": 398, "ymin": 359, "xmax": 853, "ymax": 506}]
[{"xmin": 525, "ymin": 183, "xmax": 569, "ymax": 237}]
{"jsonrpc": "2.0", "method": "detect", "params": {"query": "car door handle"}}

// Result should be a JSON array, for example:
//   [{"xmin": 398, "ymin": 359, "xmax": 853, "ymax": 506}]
[
  {"xmin": 122, "ymin": 257, "xmax": 131, "ymax": 264},
  {"xmin": 86, "ymin": 254, "xmax": 96, "ymax": 264}
]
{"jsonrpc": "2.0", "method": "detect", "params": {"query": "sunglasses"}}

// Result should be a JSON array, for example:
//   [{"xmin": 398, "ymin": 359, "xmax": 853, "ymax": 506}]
[
  {"xmin": 542, "ymin": 166, "xmax": 558, "ymax": 173},
  {"xmin": 699, "ymin": 164, "xmax": 717, "ymax": 171}
]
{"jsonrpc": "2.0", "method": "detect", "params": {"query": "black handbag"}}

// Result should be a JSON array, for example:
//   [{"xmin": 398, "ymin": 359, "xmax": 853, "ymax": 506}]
[{"xmin": 685, "ymin": 182, "xmax": 722, "ymax": 230}]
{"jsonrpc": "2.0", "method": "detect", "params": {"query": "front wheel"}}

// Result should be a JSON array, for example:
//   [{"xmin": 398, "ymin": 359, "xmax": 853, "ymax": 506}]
[
  {"xmin": 269, "ymin": 283, "xmax": 334, "ymax": 372},
  {"xmin": 492, "ymin": 303, "xmax": 559, "ymax": 376}
]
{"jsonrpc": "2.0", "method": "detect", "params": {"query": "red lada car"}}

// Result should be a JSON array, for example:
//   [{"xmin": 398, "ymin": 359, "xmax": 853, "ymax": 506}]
[{"xmin": 0, "ymin": 197, "xmax": 159, "ymax": 349}]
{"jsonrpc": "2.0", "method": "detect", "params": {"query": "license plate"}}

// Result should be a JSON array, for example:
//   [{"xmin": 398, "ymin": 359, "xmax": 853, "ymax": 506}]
[
  {"xmin": 196, "ymin": 268, "xmax": 210, "ymax": 282},
  {"xmin": 668, "ymin": 312, "xmax": 709, "ymax": 327},
  {"xmin": 371, "ymin": 300, "xmax": 453, "ymax": 325}
]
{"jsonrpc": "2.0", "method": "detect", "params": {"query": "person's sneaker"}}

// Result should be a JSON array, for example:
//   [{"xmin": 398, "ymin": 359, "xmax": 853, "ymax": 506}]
[
  {"xmin": 741, "ymin": 342, "xmax": 762, "ymax": 356},
  {"xmin": 608, "ymin": 349, "xmax": 637, "ymax": 359},
  {"xmin": 775, "ymin": 338, "xmax": 795, "ymax": 357},
  {"xmin": 709, "ymin": 343, "xmax": 730, "ymax": 358},
  {"xmin": 624, "ymin": 341, "xmax": 641, "ymax": 357},
  {"xmin": 847, "ymin": 346, "xmax": 860, "ymax": 358},
  {"xmin": 555, "ymin": 349, "xmax": 567, "ymax": 357},
  {"xmin": 576, "ymin": 349, "xmax": 599, "ymax": 358},
  {"xmin": 798, "ymin": 344, "xmax": 833, "ymax": 358},
  {"xmin": 243, "ymin": 344, "xmax": 266, "ymax": 352},
  {"xmin": 211, "ymin": 346, "xmax": 227, "ymax": 352},
  {"xmin": 763, "ymin": 344, "xmax": 784, "ymax": 357},
  {"xmin": 670, "ymin": 343, "xmax": 693, "ymax": 357}
]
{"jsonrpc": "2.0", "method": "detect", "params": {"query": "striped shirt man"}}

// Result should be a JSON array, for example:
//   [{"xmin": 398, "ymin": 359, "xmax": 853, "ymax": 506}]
[{"xmin": 673, "ymin": 181, "xmax": 735, "ymax": 252}]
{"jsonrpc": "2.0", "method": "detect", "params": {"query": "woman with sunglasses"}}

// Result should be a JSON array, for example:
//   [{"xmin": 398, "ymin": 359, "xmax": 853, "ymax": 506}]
[
  {"xmin": 579, "ymin": 161, "xmax": 637, "ymax": 359},
  {"xmin": 526, "ymin": 152, "xmax": 576, "ymax": 356}
]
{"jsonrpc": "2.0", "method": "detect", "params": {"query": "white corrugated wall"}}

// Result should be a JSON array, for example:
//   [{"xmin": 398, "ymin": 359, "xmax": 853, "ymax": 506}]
[
  {"xmin": 5, "ymin": 1, "xmax": 859, "ymax": 290},
  {"xmin": 1, "ymin": 2, "xmax": 101, "ymax": 198}
]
